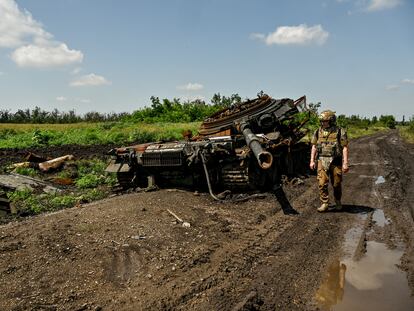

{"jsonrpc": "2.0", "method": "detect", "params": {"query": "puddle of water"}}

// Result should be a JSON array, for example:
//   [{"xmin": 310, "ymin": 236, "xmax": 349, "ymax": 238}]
[
  {"xmin": 375, "ymin": 176, "xmax": 385, "ymax": 185},
  {"xmin": 372, "ymin": 209, "xmax": 390, "ymax": 227},
  {"xmin": 316, "ymin": 240, "xmax": 414, "ymax": 311}
]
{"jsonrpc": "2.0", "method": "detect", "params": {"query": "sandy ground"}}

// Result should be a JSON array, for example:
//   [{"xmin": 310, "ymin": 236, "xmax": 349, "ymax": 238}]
[{"xmin": 0, "ymin": 130, "xmax": 413, "ymax": 310}]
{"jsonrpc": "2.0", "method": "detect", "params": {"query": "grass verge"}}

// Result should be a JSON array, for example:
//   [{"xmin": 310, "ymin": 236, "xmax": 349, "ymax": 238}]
[{"xmin": 398, "ymin": 126, "xmax": 414, "ymax": 144}]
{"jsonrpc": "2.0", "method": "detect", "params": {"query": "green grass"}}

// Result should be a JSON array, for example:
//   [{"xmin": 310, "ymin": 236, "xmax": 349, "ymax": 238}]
[
  {"xmin": 345, "ymin": 126, "xmax": 388, "ymax": 139},
  {"xmin": 0, "ymin": 122, "xmax": 201, "ymax": 148},
  {"xmin": 301, "ymin": 125, "xmax": 388, "ymax": 142},
  {"xmin": 6, "ymin": 158, "xmax": 116, "ymax": 215},
  {"xmin": 398, "ymin": 126, "xmax": 414, "ymax": 143}
]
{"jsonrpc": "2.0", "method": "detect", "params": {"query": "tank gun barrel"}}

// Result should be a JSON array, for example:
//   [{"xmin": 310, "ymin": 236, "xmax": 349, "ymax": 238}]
[{"xmin": 240, "ymin": 122, "xmax": 273, "ymax": 170}]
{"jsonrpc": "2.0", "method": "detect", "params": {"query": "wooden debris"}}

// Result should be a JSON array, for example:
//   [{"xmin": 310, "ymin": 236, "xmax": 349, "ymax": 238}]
[
  {"xmin": 9, "ymin": 162, "xmax": 37, "ymax": 169},
  {"xmin": 166, "ymin": 208, "xmax": 191, "ymax": 227},
  {"xmin": 39, "ymin": 155, "xmax": 75, "ymax": 172}
]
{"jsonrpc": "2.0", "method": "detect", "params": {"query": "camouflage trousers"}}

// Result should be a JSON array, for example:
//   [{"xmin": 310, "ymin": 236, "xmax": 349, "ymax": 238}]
[{"xmin": 317, "ymin": 160, "xmax": 342, "ymax": 204}]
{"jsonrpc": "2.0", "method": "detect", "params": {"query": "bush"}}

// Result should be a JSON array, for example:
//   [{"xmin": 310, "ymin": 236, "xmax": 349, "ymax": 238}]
[
  {"xmin": 50, "ymin": 195, "xmax": 77, "ymax": 209},
  {"xmin": 32, "ymin": 129, "xmax": 54, "ymax": 146},
  {"xmin": 7, "ymin": 189, "xmax": 44, "ymax": 214},
  {"xmin": 0, "ymin": 129, "xmax": 17, "ymax": 139},
  {"xmin": 78, "ymin": 189, "xmax": 106, "ymax": 202},
  {"xmin": 75, "ymin": 173, "xmax": 104, "ymax": 189}
]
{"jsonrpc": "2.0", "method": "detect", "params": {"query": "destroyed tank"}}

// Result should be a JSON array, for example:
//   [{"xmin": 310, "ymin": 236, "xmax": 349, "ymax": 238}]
[{"xmin": 105, "ymin": 94, "xmax": 310, "ymax": 198}]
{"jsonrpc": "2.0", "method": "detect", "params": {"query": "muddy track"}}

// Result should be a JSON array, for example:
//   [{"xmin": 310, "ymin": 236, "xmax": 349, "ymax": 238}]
[{"xmin": 0, "ymin": 130, "xmax": 413, "ymax": 310}]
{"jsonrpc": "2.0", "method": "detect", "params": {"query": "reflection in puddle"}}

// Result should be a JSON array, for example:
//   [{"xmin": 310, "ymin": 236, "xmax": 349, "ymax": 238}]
[
  {"xmin": 315, "ymin": 259, "xmax": 346, "ymax": 309},
  {"xmin": 342, "ymin": 227, "xmax": 363, "ymax": 255},
  {"xmin": 372, "ymin": 209, "xmax": 390, "ymax": 227},
  {"xmin": 316, "ymin": 242, "xmax": 414, "ymax": 311},
  {"xmin": 375, "ymin": 176, "xmax": 385, "ymax": 185}
]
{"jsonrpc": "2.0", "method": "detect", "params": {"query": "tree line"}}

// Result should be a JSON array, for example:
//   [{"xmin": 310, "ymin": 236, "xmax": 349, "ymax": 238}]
[
  {"xmin": 0, "ymin": 94, "xmax": 404, "ymax": 128},
  {"xmin": 0, "ymin": 93, "xmax": 241, "ymax": 124}
]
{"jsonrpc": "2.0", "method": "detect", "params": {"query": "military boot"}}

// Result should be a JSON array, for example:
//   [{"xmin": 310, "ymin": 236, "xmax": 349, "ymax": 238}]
[
  {"xmin": 335, "ymin": 200, "xmax": 342, "ymax": 211},
  {"xmin": 317, "ymin": 203, "xmax": 329, "ymax": 212}
]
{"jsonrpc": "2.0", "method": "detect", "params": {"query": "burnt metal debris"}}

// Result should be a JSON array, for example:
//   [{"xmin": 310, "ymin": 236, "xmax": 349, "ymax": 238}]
[{"xmin": 106, "ymin": 93, "xmax": 311, "ymax": 202}]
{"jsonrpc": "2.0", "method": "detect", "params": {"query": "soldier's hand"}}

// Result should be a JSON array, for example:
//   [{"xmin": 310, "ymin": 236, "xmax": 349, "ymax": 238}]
[
  {"xmin": 342, "ymin": 163, "xmax": 349, "ymax": 173},
  {"xmin": 309, "ymin": 161, "xmax": 316, "ymax": 170}
]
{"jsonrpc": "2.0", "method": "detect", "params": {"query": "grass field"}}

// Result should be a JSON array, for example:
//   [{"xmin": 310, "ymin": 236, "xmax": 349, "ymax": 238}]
[
  {"xmin": 398, "ymin": 126, "xmax": 414, "ymax": 144},
  {"xmin": 301, "ymin": 125, "xmax": 388, "ymax": 142},
  {"xmin": 1, "ymin": 121, "xmax": 392, "ymax": 149},
  {"xmin": 0, "ymin": 122, "xmax": 201, "ymax": 148}
]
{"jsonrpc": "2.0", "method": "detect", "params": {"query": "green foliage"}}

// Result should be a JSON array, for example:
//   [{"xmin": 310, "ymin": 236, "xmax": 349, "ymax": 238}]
[
  {"xmin": 126, "ymin": 93, "xmax": 240, "ymax": 123},
  {"xmin": 5, "ymin": 158, "xmax": 115, "ymax": 215},
  {"xmin": 32, "ymin": 129, "xmax": 54, "ymax": 146},
  {"xmin": 409, "ymin": 116, "xmax": 414, "ymax": 132},
  {"xmin": 74, "ymin": 158, "xmax": 113, "ymax": 189},
  {"xmin": 0, "ymin": 107, "xmax": 125, "ymax": 124},
  {"xmin": 78, "ymin": 189, "xmax": 106, "ymax": 202},
  {"xmin": 399, "ymin": 115, "xmax": 414, "ymax": 143},
  {"xmin": 7, "ymin": 189, "xmax": 44, "ymax": 214},
  {"xmin": 379, "ymin": 115, "xmax": 396, "ymax": 129},
  {"xmin": 75, "ymin": 173, "xmax": 104, "ymax": 189},
  {"xmin": 7, "ymin": 188, "xmax": 33, "ymax": 202},
  {"xmin": 14, "ymin": 167, "xmax": 38, "ymax": 177},
  {"xmin": 76, "ymin": 159, "xmax": 106, "ymax": 175},
  {"xmin": 0, "ymin": 128, "xmax": 17, "ymax": 139},
  {"xmin": 128, "ymin": 129, "xmax": 157, "ymax": 142},
  {"xmin": 50, "ymin": 195, "xmax": 77, "ymax": 209}
]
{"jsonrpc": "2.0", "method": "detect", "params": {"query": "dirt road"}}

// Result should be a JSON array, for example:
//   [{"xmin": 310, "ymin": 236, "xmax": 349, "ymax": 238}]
[{"xmin": 1, "ymin": 130, "xmax": 413, "ymax": 310}]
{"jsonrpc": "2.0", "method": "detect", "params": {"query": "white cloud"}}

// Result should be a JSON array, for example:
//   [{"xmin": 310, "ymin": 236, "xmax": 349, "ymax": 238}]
[
  {"xmin": 0, "ymin": 0, "xmax": 51, "ymax": 48},
  {"xmin": 11, "ymin": 43, "xmax": 83, "ymax": 68},
  {"xmin": 402, "ymin": 78, "xmax": 414, "ymax": 84},
  {"xmin": 0, "ymin": 71, "xmax": 4, "ymax": 76},
  {"xmin": 365, "ymin": 0, "xmax": 402, "ymax": 11},
  {"xmin": 56, "ymin": 96, "xmax": 67, "ymax": 101},
  {"xmin": 70, "ymin": 73, "xmax": 111, "ymax": 87},
  {"xmin": 0, "ymin": 0, "xmax": 83, "ymax": 68},
  {"xmin": 385, "ymin": 84, "xmax": 400, "ymax": 91},
  {"xmin": 178, "ymin": 82, "xmax": 204, "ymax": 91},
  {"xmin": 252, "ymin": 24, "xmax": 329, "ymax": 46}
]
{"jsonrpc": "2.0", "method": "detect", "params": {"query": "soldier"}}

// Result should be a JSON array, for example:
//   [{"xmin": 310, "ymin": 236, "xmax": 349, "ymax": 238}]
[{"xmin": 309, "ymin": 110, "xmax": 349, "ymax": 212}]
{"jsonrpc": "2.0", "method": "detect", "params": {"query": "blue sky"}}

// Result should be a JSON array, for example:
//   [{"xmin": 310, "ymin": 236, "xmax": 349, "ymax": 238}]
[{"xmin": 0, "ymin": 0, "xmax": 413, "ymax": 119}]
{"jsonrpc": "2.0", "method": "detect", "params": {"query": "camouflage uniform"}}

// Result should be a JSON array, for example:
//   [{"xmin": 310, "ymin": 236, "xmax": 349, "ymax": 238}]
[{"xmin": 311, "ymin": 126, "xmax": 348, "ymax": 206}]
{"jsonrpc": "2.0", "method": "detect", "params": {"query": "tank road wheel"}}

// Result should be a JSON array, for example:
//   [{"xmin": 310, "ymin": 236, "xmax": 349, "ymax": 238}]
[
  {"xmin": 116, "ymin": 171, "xmax": 137, "ymax": 190},
  {"xmin": 116, "ymin": 171, "xmax": 149, "ymax": 190}
]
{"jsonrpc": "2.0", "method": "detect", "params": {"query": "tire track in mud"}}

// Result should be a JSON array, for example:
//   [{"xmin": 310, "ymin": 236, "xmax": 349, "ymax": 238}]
[
  {"xmin": 146, "ymin": 185, "xmax": 353, "ymax": 310},
  {"xmin": 191, "ymin": 133, "xmax": 386, "ymax": 311},
  {"xmin": 116, "ymin": 184, "xmax": 320, "ymax": 310},
  {"xmin": 374, "ymin": 131, "xmax": 414, "ymax": 292}
]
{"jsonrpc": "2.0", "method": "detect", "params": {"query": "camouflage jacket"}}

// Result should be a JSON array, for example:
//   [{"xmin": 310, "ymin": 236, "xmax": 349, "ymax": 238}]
[{"xmin": 311, "ymin": 127, "xmax": 348, "ymax": 160}]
